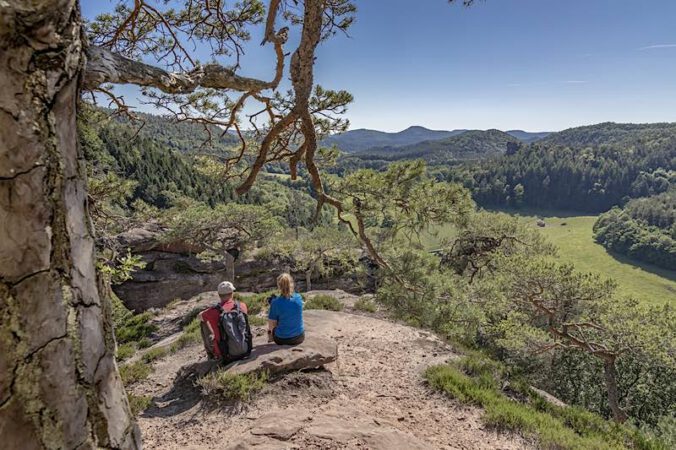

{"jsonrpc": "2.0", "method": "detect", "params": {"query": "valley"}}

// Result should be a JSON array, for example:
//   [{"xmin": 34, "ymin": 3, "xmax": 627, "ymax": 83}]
[{"xmin": 4, "ymin": 2, "xmax": 675, "ymax": 449}]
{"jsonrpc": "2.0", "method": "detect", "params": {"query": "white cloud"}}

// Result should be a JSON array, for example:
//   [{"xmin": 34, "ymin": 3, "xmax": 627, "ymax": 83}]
[{"xmin": 639, "ymin": 44, "xmax": 676, "ymax": 51}]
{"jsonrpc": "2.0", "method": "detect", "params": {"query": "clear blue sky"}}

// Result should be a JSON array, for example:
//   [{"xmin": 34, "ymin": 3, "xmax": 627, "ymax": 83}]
[{"xmin": 82, "ymin": 0, "xmax": 676, "ymax": 132}]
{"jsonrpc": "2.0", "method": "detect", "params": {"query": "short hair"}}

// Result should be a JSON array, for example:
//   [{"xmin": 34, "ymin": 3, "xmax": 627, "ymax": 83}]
[{"xmin": 277, "ymin": 273, "xmax": 294, "ymax": 298}]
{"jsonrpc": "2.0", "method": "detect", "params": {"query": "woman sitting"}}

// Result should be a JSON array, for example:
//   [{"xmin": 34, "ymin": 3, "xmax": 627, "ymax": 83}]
[{"xmin": 267, "ymin": 273, "xmax": 305, "ymax": 345}]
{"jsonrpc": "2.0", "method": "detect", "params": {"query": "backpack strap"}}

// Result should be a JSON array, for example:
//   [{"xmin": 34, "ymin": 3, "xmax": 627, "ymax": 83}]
[{"xmin": 232, "ymin": 300, "xmax": 241, "ymax": 313}]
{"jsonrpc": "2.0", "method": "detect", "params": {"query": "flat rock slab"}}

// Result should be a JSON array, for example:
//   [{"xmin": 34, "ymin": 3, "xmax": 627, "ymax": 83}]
[{"xmin": 225, "ymin": 334, "xmax": 338, "ymax": 377}]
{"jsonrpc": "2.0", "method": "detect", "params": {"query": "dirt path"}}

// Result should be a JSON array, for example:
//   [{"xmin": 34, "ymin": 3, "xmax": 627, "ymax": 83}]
[{"xmin": 128, "ymin": 291, "xmax": 529, "ymax": 449}]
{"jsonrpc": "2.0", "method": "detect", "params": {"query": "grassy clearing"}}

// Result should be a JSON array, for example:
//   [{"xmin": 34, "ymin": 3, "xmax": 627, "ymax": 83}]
[
  {"xmin": 425, "ymin": 355, "xmax": 665, "ymax": 450},
  {"xmin": 354, "ymin": 297, "xmax": 377, "ymax": 313},
  {"xmin": 128, "ymin": 394, "xmax": 152, "ymax": 416},
  {"xmin": 516, "ymin": 211, "xmax": 675, "ymax": 307},
  {"xmin": 197, "ymin": 370, "xmax": 268, "ymax": 402},
  {"xmin": 305, "ymin": 294, "xmax": 344, "ymax": 311},
  {"xmin": 119, "ymin": 361, "xmax": 151, "ymax": 385},
  {"xmin": 422, "ymin": 210, "xmax": 675, "ymax": 307}
]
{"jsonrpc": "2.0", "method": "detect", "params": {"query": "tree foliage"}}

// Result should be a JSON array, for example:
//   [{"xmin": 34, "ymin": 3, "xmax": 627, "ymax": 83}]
[{"xmin": 594, "ymin": 191, "xmax": 676, "ymax": 270}]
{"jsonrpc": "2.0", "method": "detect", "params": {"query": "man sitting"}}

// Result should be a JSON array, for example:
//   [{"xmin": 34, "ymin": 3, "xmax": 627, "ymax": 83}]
[{"xmin": 199, "ymin": 281, "xmax": 248, "ymax": 360}]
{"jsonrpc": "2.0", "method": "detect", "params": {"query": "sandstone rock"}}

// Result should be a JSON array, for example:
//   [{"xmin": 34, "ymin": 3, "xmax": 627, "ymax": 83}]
[
  {"xmin": 305, "ymin": 414, "xmax": 430, "ymax": 450},
  {"xmin": 113, "ymin": 224, "xmax": 365, "ymax": 311},
  {"xmin": 226, "ymin": 334, "xmax": 338, "ymax": 377},
  {"xmin": 248, "ymin": 409, "xmax": 312, "ymax": 440}
]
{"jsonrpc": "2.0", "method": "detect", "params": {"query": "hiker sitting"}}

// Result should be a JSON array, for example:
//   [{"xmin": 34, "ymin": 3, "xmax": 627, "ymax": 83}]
[
  {"xmin": 199, "ymin": 281, "xmax": 250, "ymax": 361},
  {"xmin": 267, "ymin": 273, "xmax": 305, "ymax": 345}
]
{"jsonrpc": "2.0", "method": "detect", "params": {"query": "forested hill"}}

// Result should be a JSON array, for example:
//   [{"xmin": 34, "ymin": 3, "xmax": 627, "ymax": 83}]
[
  {"xmin": 80, "ymin": 108, "xmax": 237, "ymax": 208},
  {"xmin": 322, "ymin": 126, "xmax": 467, "ymax": 153},
  {"xmin": 106, "ymin": 109, "xmax": 240, "ymax": 155},
  {"xmin": 506, "ymin": 130, "xmax": 552, "ymax": 143},
  {"xmin": 446, "ymin": 123, "xmax": 676, "ymax": 213},
  {"xmin": 349, "ymin": 129, "xmax": 520, "ymax": 164},
  {"xmin": 540, "ymin": 122, "xmax": 676, "ymax": 148}
]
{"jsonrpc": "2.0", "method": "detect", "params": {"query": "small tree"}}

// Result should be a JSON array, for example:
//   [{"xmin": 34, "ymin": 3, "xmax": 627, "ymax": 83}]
[
  {"xmin": 330, "ymin": 160, "xmax": 474, "ymax": 274},
  {"xmin": 162, "ymin": 201, "xmax": 281, "ymax": 279},
  {"xmin": 264, "ymin": 226, "xmax": 359, "ymax": 290},
  {"xmin": 498, "ymin": 258, "xmax": 675, "ymax": 423}
]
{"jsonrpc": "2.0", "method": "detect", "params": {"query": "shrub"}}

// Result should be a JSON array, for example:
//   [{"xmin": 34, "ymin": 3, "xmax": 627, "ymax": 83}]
[
  {"xmin": 116, "ymin": 342, "xmax": 136, "ymax": 361},
  {"xmin": 236, "ymin": 291, "xmax": 274, "ymax": 316},
  {"xmin": 142, "ymin": 347, "xmax": 169, "ymax": 364},
  {"xmin": 354, "ymin": 297, "xmax": 377, "ymax": 313},
  {"xmin": 197, "ymin": 371, "xmax": 268, "ymax": 402},
  {"xmin": 128, "ymin": 394, "xmax": 152, "ymax": 416},
  {"xmin": 120, "ymin": 361, "xmax": 151, "ymax": 385},
  {"xmin": 112, "ymin": 293, "xmax": 158, "ymax": 344},
  {"xmin": 137, "ymin": 337, "xmax": 152, "ymax": 349},
  {"xmin": 305, "ymin": 294, "xmax": 343, "ymax": 311}
]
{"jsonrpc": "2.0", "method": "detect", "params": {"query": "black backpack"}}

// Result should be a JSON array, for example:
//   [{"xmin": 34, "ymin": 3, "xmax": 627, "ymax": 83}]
[{"xmin": 215, "ymin": 301, "xmax": 253, "ymax": 363}]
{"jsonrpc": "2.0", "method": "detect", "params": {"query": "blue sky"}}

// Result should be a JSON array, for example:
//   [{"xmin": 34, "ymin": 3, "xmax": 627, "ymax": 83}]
[{"xmin": 82, "ymin": 0, "xmax": 676, "ymax": 132}]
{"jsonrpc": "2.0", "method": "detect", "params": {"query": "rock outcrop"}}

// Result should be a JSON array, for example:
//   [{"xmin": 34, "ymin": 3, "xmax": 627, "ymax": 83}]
[
  {"xmin": 111, "ymin": 225, "xmax": 235, "ymax": 311},
  {"xmin": 112, "ymin": 225, "xmax": 367, "ymax": 311},
  {"xmin": 227, "ymin": 335, "xmax": 338, "ymax": 377}
]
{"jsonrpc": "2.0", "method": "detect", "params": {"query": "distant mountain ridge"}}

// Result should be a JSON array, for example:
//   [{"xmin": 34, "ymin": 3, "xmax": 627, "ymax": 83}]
[
  {"xmin": 349, "ymin": 129, "xmax": 520, "ymax": 164},
  {"xmin": 322, "ymin": 126, "xmax": 467, "ymax": 153},
  {"xmin": 323, "ymin": 126, "xmax": 550, "ymax": 153}
]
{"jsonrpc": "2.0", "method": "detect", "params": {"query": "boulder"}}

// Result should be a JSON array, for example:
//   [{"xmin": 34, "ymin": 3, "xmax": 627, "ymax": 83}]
[{"xmin": 226, "ymin": 334, "xmax": 338, "ymax": 377}]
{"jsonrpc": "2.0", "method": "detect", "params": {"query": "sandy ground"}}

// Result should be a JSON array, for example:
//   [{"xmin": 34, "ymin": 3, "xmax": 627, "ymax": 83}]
[{"xmin": 128, "ymin": 291, "xmax": 531, "ymax": 449}]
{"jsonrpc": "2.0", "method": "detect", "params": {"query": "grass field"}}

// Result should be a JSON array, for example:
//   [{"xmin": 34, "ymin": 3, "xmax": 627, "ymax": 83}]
[
  {"xmin": 423, "ymin": 210, "xmax": 676, "ymax": 307},
  {"xmin": 518, "ymin": 212, "xmax": 675, "ymax": 307}
]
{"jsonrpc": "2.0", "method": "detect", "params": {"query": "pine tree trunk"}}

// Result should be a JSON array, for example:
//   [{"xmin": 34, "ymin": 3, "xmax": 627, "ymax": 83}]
[
  {"xmin": 306, "ymin": 271, "xmax": 312, "ymax": 292},
  {"xmin": 0, "ymin": 1, "xmax": 139, "ymax": 448},
  {"xmin": 603, "ymin": 357, "xmax": 628, "ymax": 423}
]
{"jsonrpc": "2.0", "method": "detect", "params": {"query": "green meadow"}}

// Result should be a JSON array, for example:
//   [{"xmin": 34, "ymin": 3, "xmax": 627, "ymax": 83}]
[{"xmin": 424, "ymin": 210, "xmax": 676, "ymax": 307}]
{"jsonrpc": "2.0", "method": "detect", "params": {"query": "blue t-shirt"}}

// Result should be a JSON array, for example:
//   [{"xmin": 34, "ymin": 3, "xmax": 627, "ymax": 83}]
[{"xmin": 268, "ymin": 293, "xmax": 304, "ymax": 339}]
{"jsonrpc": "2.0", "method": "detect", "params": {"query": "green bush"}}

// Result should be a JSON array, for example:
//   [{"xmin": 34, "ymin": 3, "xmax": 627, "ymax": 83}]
[
  {"xmin": 112, "ymin": 293, "xmax": 157, "ymax": 344},
  {"xmin": 354, "ymin": 297, "xmax": 377, "ymax": 313},
  {"xmin": 116, "ymin": 342, "xmax": 136, "ymax": 361},
  {"xmin": 305, "ymin": 294, "xmax": 343, "ymax": 311},
  {"xmin": 197, "ymin": 371, "xmax": 268, "ymax": 402},
  {"xmin": 142, "ymin": 347, "xmax": 169, "ymax": 364},
  {"xmin": 119, "ymin": 361, "xmax": 151, "ymax": 385},
  {"xmin": 236, "ymin": 291, "xmax": 275, "ymax": 316},
  {"xmin": 128, "ymin": 394, "xmax": 152, "ymax": 416},
  {"xmin": 137, "ymin": 337, "xmax": 152, "ymax": 349}
]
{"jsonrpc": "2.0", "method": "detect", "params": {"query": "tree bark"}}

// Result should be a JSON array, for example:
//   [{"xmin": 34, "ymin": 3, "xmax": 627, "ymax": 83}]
[
  {"xmin": 305, "ymin": 271, "xmax": 312, "ymax": 292},
  {"xmin": 0, "ymin": 1, "xmax": 139, "ymax": 448},
  {"xmin": 603, "ymin": 357, "xmax": 628, "ymax": 423}
]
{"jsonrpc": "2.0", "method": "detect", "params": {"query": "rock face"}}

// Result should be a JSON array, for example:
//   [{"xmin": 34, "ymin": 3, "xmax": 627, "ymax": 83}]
[
  {"xmin": 113, "ymin": 225, "xmax": 367, "ymax": 311},
  {"xmin": 226, "ymin": 335, "xmax": 338, "ymax": 377},
  {"xmin": 112, "ymin": 225, "xmax": 235, "ymax": 311}
]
